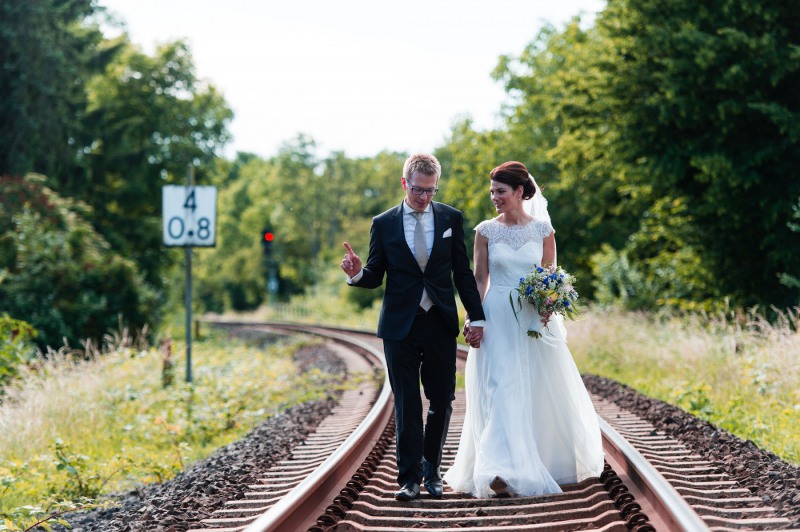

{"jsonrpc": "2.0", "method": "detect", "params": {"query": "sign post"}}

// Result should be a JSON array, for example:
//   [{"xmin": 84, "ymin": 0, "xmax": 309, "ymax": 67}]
[{"xmin": 162, "ymin": 165, "xmax": 217, "ymax": 383}]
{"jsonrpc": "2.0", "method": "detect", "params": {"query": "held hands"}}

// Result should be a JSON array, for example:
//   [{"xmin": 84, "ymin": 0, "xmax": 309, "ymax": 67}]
[
  {"xmin": 463, "ymin": 321, "xmax": 484, "ymax": 348},
  {"xmin": 341, "ymin": 242, "xmax": 363, "ymax": 278}
]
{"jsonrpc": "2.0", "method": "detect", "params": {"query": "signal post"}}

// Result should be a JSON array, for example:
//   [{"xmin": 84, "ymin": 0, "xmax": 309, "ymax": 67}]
[{"xmin": 261, "ymin": 228, "xmax": 278, "ymax": 304}]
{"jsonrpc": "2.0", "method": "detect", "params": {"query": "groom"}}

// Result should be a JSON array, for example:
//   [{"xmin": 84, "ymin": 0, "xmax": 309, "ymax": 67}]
[{"xmin": 341, "ymin": 154, "xmax": 485, "ymax": 501}]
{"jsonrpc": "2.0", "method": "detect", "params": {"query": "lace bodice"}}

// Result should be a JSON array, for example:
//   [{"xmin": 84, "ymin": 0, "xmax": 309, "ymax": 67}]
[
  {"xmin": 475, "ymin": 218, "xmax": 555, "ymax": 289},
  {"xmin": 475, "ymin": 218, "xmax": 554, "ymax": 249}
]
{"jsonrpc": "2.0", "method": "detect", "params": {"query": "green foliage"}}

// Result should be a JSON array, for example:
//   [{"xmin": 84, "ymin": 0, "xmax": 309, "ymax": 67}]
[
  {"xmin": 0, "ymin": 175, "xmax": 158, "ymax": 348},
  {"xmin": 52, "ymin": 439, "xmax": 131, "ymax": 500},
  {"xmin": 192, "ymin": 155, "xmax": 275, "ymax": 313},
  {"xmin": 779, "ymin": 199, "xmax": 800, "ymax": 292},
  {"xmin": 265, "ymin": 139, "xmax": 402, "ymax": 295},
  {"xmin": 0, "ymin": 317, "xmax": 36, "ymax": 389},
  {"xmin": 0, "ymin": 0, "xmax": 108, "ymax": 178},
  {"xmin": 590, "ymin": 198, "xmax": 720, "ymax": 311},
  {"xmin": 0, "ymin": 497, "xmax": 107, "ymax": 532},
  {"xmin": 435, "ymin": 120, "xmax": 517, "ymax": 253},
  {"xmin": 593, "ymin": 0, "xmax": 800, "ymax": 308},
  {"xmin": 58, "ymin": 37, "xmax": 233, "ymax": 291},
  {"xmin": 490, "ymin": 21, "xmax": 637, "ymax": 299},
  {"xmin": 1, "ymin": 2, "xmax": 234, "ymax": 344},
  {"xmin": 447, "ymin": 0, "xmax": 800, "ymax": 310},
  {"xmin": 0, "ymin": 454, "xmax": 110, "ymax": 530}
]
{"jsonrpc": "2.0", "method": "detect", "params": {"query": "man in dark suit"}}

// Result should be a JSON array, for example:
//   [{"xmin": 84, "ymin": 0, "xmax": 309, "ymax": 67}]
[{"xmin": 341, "ymin": 154, "xmax": 485, "ymax": 501}]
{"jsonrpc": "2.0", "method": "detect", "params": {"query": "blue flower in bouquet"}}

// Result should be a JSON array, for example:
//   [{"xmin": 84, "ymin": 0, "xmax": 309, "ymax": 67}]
[{"xmin": 509, "ymin": 264, "xmax": 580, "ymax": 339}]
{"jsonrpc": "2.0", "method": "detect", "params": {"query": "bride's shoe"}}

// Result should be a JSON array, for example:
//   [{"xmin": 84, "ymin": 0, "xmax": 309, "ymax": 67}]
[{"xmin": 490, "ymin": 476, "xmax": 510, "ymax": 497}]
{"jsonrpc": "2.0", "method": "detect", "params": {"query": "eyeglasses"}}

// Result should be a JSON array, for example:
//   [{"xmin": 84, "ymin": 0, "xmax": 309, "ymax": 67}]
[{"xmin": 407, "ymin": 182, "xmax": 438, "ymax": 197}]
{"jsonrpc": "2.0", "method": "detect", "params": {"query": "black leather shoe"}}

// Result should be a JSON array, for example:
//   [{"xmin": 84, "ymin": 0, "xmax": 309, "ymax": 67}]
[
  {"xmin": 422, "ymin": 460, "xmax": 444, "ymax": 498},
  {"xmin": 424, "ymin": 475, "xmax": 443, "ymax": 498},
  {"xmin": 395, "ymin": 482, "xmax": 421, "ymax": 501}
]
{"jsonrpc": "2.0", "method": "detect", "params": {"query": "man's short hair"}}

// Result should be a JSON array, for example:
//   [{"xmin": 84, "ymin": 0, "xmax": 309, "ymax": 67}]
[{"xmin": 403, "ymin": 154, "xmax": 441, "ymax": 180}]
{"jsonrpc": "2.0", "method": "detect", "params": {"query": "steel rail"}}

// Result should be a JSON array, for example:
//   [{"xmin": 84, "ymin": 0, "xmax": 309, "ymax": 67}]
[
  {"xmin": 239, "ymin": 324, "xmax": 392, "ymax": 532},
  {"xmin": 599, "ymin": 417, "xmax": 710, "ymax": 531}
]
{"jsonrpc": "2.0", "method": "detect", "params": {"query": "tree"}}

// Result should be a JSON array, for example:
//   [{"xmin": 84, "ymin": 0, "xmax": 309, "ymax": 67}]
[
  {"xmin": 469, "ymin": 21, "xmax": 636, "ymax": 298},
  {"xmin": 264, "ymin": 136, "xmax": 403, "ymax": 294},
  {"xmin": 494, "ymin": 1, "xmax": 800, "ymax": 309},
  {"xmin": 191, "ymin": 141, "xmax": 405, "ymax": 313},
  {"xmin": 779, "ymin": 199, "xmax": 800, "ymax": 294},
  {"xmin": 0, "ymin": 175, "xmax": 157, "ymax": 348},
  {"xmin": 0, "ymin": 0, "xmax": 117, "ymax": 177},
  {"xmin": 57, "ymin": 38, "xmax": 233, "ymax": 291},
  {"xmin": 193, "ymin": 155, "xmax": 277, "ymax": 312},
  {"xmin": 589, "ymin": 0, "xmax": 800, "ymax": 308}
]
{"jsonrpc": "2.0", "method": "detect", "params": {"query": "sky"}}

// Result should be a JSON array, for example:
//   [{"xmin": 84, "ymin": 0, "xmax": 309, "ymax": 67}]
[{"xmin": 98, "ymin": 0, "xmax": 606, "ymax": 160}]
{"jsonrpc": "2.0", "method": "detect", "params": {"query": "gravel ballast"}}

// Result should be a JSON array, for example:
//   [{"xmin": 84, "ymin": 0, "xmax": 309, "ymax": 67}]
[{"xmin": 584, "ymin": 374, "xmax": 800, "ymax": 528}]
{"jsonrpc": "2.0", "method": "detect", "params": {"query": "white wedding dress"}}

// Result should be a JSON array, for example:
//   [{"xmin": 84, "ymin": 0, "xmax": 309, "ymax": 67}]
[{"xmin": 444, "ymin": 217, "xmax": 605, "ymax": 498}]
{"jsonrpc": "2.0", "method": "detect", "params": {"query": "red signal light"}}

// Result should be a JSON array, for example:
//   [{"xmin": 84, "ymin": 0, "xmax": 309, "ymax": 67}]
[{"xmin": 264, "ymin": 232, "xmax": 274, "ymax": 242}]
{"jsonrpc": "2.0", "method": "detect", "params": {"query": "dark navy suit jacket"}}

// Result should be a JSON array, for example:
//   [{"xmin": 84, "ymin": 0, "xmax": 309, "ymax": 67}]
[{"xmin": 353, "ymin": 201, "xmax": 486, "ymax": 341}]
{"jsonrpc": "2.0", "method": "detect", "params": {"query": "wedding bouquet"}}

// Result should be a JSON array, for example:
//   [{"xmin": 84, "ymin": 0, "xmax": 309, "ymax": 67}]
[{"xmin": 510, "ymin": 265, "xmax": 580, "ymax": 338}]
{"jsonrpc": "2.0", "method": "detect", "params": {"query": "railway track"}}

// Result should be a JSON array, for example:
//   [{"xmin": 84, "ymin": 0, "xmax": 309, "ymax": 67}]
[{"xmin": 193, "ymin": 322, "xmax": 792, "ymax": 531}]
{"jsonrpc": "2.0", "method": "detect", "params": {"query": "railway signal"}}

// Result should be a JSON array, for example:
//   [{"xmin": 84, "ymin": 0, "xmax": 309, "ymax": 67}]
[
  {"xmin": 261, "ymin": 229, "xmax": 274, "ymax": 257},
  {"xmin": 261, "ymin": 228, "xmax": 279, "ymax": 302}
]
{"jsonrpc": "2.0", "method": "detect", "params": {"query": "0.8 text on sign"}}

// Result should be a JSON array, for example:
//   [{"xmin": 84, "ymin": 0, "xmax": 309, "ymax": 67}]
[{"xmin": 162, "ymin": 185, "xmax": 217, "ymax": 247}]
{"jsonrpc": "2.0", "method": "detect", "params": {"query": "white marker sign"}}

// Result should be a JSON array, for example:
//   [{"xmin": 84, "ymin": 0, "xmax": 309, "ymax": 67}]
[{"xmin": 162, "ymin": 185, "xmax": 217, "ymax": 247}]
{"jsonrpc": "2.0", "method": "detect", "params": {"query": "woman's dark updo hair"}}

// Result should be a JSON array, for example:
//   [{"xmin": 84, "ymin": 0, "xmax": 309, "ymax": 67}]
[{"xmin": 490, "ymin": 161, "xmax": 536, "ymax": 200}]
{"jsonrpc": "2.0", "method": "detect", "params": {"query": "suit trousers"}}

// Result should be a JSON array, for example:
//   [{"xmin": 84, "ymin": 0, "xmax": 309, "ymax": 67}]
[{"xmin": 383, "ymin": 306, "xmax": 456, "ymax": 487}]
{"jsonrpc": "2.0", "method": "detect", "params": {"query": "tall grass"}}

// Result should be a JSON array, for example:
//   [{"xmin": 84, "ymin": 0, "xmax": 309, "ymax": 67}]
[
  {"xmin": 0, "ymin": 328, "xmax": 345, "ymax": 514},
  {"xmin": 567, "ymin": 306, "xmax": 800, "ymax": 465}
]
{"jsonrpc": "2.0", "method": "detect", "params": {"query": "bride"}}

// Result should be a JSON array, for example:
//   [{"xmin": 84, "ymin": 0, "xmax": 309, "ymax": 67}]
[{"xmin": 443, "ymin": 161, "xmax": 604, "ymax": 498}]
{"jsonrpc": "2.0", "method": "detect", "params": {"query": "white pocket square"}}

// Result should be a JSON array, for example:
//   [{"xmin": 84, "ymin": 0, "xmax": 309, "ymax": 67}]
[{"xmin": 442, "ymin": 228, "xmax": 452, "ymax": 238}]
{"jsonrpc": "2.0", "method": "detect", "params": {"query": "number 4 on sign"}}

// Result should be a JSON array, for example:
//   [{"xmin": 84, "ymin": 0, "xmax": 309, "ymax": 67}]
[
  {"xmin": 184, "ymin": 189, "xmax": 197, "ymax": 211},
  {"xmin": 162, "ymin": 185, "xmax": 217, "ymax": 247}
]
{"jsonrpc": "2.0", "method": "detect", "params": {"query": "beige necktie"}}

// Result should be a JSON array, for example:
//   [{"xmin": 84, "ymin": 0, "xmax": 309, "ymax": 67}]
[
  {"xmin": 413, "ymin": 211, "xmax": 428, "ymax": 269},
  {"xmin": 413, "ymin": 211, "xmax": 433, "ymax": 310}
]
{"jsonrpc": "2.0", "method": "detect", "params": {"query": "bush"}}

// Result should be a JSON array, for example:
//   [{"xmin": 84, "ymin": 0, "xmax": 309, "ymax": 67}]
[
  {"xmin": 590, "ymin": 198, "xmax": 721, "ymax": 312},
  {"xmin": 0, "ymin": 315, "xmax": 36, "ymax": 389},
  {"xmin": 0, "ymin": 175, "xmax": 159, "ymax": 349}
]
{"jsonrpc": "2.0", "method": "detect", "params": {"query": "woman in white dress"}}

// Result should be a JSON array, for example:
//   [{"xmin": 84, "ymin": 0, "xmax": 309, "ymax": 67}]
[{"xmin": 444, "ymin": 161, "xmax": 604, "ymax": 498}]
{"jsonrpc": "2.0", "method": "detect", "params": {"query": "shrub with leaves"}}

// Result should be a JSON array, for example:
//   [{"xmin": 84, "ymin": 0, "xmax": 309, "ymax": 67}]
[
  {"xmin": 0, "ymin": 316, "xmax": 36, "ymax": 389},
  {"xmin": 0, "ymin": 175, "xmax": 158, "ymax": 349}
]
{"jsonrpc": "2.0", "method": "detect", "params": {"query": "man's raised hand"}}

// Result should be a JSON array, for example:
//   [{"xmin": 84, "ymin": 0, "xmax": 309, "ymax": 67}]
[{"xmin": 341, "ymin": 242, "xmax": 363, "ymax": 277}]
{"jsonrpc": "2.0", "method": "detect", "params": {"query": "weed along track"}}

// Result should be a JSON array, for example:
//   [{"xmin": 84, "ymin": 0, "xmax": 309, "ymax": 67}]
[{"xmin": 181, "ymin": 322, "xmax": 795, "ymax": 532}]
